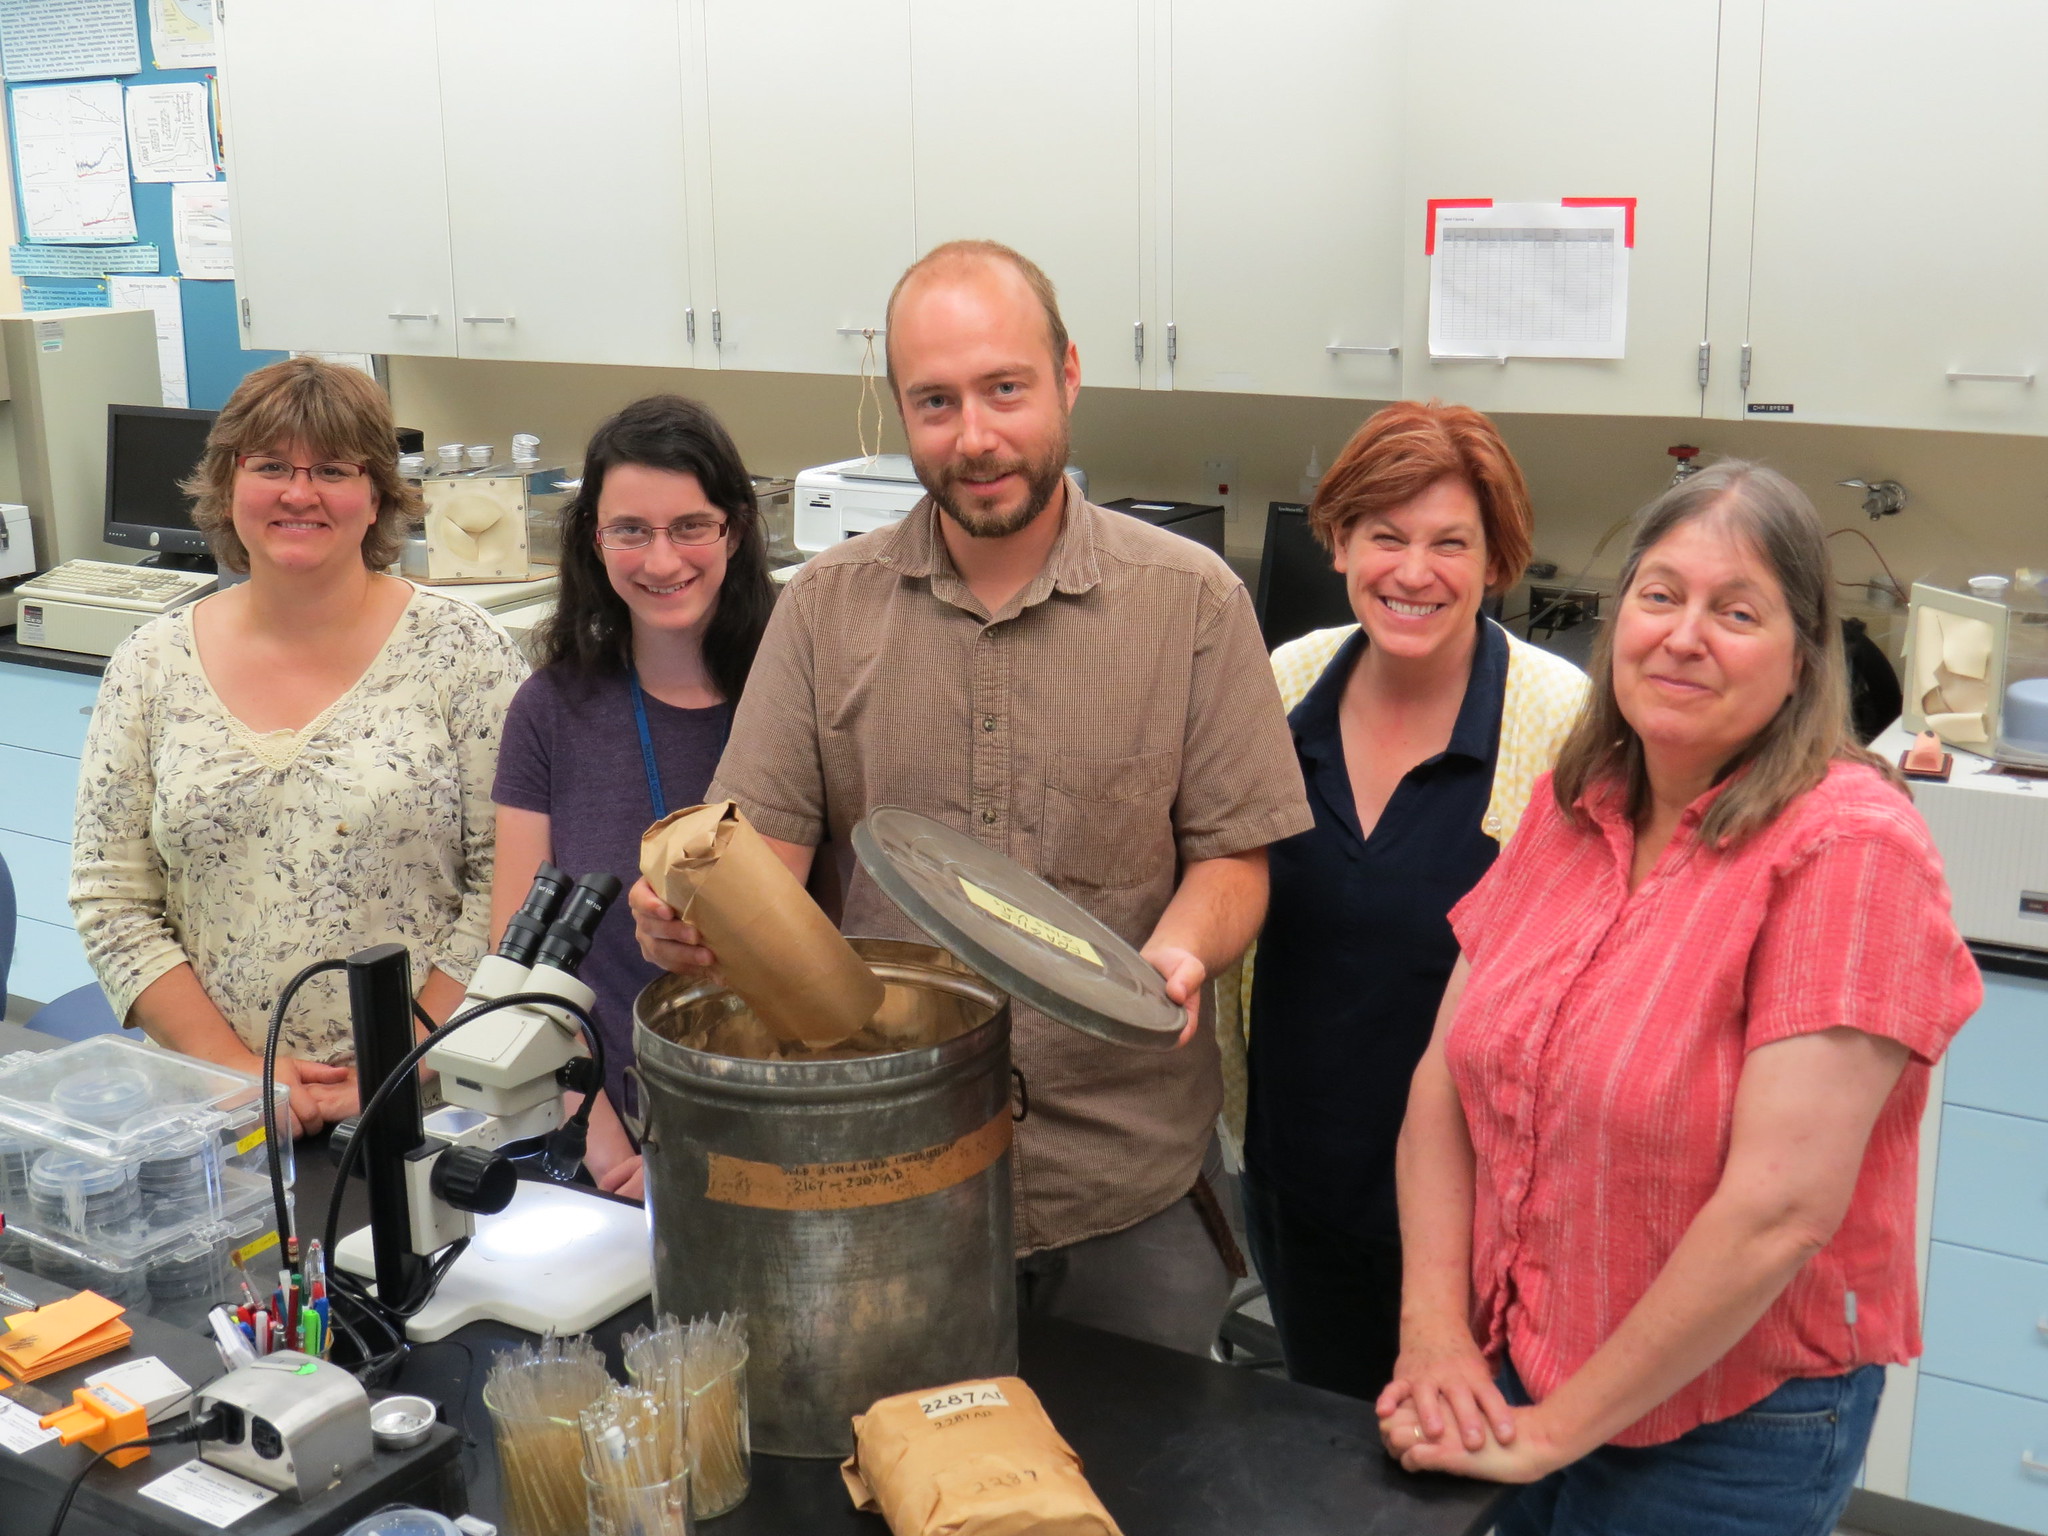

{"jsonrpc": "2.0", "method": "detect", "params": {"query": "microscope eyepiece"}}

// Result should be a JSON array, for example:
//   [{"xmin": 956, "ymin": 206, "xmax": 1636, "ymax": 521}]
[
  {"xmin": 497, "ymin": 862, "xmax": 571, "ymax": 967},
  {"xmin": 535, "ymin": 872, "xmax": 624, "ymax": 975}
]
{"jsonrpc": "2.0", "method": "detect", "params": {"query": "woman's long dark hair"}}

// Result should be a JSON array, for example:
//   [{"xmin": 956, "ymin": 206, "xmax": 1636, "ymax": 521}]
[{"xmin": 535, "ymin": 394, "xmax": 774, "ymax": 704}]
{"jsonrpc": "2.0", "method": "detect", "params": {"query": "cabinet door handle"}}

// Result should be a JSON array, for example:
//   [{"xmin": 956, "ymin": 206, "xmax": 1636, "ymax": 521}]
[
  {"xmin": 1134, "ymin": 321, "xmax": 1145, "ymax": 365},
  {"xmin": 835, "ymin": 326, "xmax": 885, "ymax": 337},
  {"xmin": 2023, "ymin": 1451, "xmax": 2048, "ymax": 1477},
  {"xmin": 387, "ymin": 311, "xmax": 439, "ymax": 321},
  {"xmin": 1326, "ymin": 343, "xmax": 1400, "ymax": 356},
  {"xmin": 461, "ymin": 314, "xmax": 516, "ymax": 325},
  {"xmin": 685, "ymin": 307, "xmax": 695, "ymax": 345},
  {"xmin": 1947, "ymin": 369, "xmax": 2035, "ymax": 384}
]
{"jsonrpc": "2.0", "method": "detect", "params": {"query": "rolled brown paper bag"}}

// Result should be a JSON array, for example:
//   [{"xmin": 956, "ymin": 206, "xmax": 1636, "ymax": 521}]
[
  {"xmin": 840, "ymin": 1376, "xmax": 1122, "ymax": 1536},
  {"xmin": 641, "ymin": 800, "xmax": 885, "ymax": 1049}
]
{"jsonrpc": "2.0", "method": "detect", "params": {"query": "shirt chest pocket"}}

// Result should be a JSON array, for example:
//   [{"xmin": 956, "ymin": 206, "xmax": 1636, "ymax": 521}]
[{"xmin": 1041, "ymin": 748, "xmax": 1181, "ymax": 894}]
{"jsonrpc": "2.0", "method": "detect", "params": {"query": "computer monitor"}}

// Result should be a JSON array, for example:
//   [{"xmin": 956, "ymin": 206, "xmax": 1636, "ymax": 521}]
[{"xmin": 102, "ymin": 404, "xmax": 218, "ymax": 568}]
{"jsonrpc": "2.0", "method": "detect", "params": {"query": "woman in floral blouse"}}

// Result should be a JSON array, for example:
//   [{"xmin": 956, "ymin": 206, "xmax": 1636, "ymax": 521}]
[{"xmin": 70, "ymin": 357, "xmax": 526, "ymax": 1137}]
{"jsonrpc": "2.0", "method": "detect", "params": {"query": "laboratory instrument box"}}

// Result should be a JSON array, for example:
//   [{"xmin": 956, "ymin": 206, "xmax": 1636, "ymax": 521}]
[
  {"xmin": 1904, "ymin": 572, "xmax": 2048, "ymax": 768},
  {"xmin": 1100, "ymin": 496, "xmax": 1226, "ymax": 555}
]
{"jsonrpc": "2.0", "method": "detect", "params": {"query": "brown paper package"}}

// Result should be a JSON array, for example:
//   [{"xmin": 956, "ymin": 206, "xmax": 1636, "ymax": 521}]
[
  {"xmin": 640, "ymin": 800, "xmax": 884, "ymax": 1049},
  {"xmin": 840, "ymin": 1376, "xmax": 1123, "ymax": 1536}
]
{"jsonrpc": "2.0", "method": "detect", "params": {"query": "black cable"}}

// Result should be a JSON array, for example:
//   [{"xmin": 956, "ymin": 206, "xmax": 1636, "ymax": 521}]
[
  {"xmin": 259, "ymin": 959, "xmax": 348, "ymax": 1267},
  {"xmin": 47, "ymin": 1414, "xmax": 221, "ymax": 1536},
  {"xmin": 319, "ymin": 990, "xmax": 603, "ymax": 1373}
]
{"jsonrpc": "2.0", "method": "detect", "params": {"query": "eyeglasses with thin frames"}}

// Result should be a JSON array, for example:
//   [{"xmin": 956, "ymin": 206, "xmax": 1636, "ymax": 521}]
[
  {"xmin": 237, "ymin": 454, "xmax": 369, "ymax": 486},
  {"xmin": 595, "ymin": 515, "xmax": 730, "ymax": 550}
]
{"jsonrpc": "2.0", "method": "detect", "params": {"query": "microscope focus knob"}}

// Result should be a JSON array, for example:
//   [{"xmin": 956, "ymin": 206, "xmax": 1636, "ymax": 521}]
[{"xmin": 431, "ymin": 1145, "xmax": 517, "ymax": 1215}]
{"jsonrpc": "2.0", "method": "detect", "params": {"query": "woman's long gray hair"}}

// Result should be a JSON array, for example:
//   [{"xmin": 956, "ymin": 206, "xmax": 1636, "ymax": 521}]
[{"xmin": 1550, "ymin": 459, "xmax": 1899, "ymax": 846}]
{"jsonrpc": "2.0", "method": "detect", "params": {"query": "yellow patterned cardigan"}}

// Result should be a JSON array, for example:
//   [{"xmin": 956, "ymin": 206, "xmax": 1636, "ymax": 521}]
[{"xmin": 1215, "ymin": 621, "xmax": 1591, "ymax": 1157}]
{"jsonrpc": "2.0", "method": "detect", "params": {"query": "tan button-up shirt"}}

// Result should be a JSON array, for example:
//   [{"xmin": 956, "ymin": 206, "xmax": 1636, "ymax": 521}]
[{"xmin": 709, "ymin": 484, "xmax": 1311, "ymax": 1251}]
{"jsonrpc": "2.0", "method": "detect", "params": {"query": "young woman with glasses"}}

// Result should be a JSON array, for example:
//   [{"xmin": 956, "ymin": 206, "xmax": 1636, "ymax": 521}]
[
  {"xmin": 490, "ymin": 394, "xmax": 775, "ymax": 1198},
  {"xmin": 70, "ymin": 356, "xmax": 529, "ymax": 1138}
]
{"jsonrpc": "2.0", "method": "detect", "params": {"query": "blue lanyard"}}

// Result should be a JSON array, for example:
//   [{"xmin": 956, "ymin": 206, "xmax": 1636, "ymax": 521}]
[
  {"xmin": 628, "ymin": 668, "xmax": 668, "ymax": 822},
  {"xmin": 629, "ymin": 667, "xmax": 733, "ymax": 822}
]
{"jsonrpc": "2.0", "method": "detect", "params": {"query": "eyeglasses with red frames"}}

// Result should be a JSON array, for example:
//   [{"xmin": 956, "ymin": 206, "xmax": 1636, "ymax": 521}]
[
  {"xmin": 595, "ymin": 515, "xmax": 730, "ymax": 550},
  {"xmin": 237, "ymin": 454, "xmax": 370, "ymax": 485}
]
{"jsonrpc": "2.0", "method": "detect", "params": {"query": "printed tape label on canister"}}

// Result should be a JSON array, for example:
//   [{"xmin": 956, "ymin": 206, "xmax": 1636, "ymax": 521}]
[{"xmin": 702, "ymin": 1109, "xmax": 1012, "ymax": 1212}]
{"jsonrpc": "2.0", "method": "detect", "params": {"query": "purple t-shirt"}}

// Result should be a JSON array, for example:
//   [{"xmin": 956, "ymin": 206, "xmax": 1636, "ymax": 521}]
[{"xmin": 493, "ymin": 662, "xmax": 730, "ymax": 1116}]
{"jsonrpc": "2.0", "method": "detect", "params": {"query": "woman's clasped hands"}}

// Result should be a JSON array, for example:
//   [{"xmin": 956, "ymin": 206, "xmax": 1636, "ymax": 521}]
[{"xmin": 1375, "ymin": 1328, "xmax": 1572, "ymax": 1484}]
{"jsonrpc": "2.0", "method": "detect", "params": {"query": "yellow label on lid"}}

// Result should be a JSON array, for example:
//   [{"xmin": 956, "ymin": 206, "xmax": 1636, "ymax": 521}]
[
  {"xmin": 231, "ymin": 1230, "xmax": 280, "ymax": 1266},
  {"xmin": 234, "ymin": 1128, "xmax": 266, "ymax": 1156},
  {"xmin": 958, "ymin": 878, "xmax": 1103, "ymax": 968}
]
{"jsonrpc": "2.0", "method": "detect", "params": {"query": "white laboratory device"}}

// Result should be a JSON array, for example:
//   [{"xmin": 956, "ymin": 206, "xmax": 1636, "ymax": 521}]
[
  {"xmin": 1873, "ymin": 720, "xmax": 2048, "ymax": 951},
  {"xmin": 0, "ymin": 503, "xmax": 32, "ymax": 581},
  {"xmin": 15, "ymin": 558, "xmax": 215, "ymax": 655},
  {"xmin": 793, "ymin": 454, "xmax": 929, "ymax": 552},
  {"xmin": 792, "ymin": 455, "xmax": 1092, "ymax": 553}
]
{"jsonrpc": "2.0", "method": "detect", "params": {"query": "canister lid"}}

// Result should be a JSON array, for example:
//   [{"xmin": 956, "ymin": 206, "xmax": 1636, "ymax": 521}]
[{"xmin": 852, "ymin": 807, "xmax": 1185, "ymax": 1051}]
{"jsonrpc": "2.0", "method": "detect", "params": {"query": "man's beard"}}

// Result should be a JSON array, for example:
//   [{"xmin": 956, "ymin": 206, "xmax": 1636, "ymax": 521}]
[{"xmin": 922, "ymin": 437, "xmax": 1069, "ymax": 539}]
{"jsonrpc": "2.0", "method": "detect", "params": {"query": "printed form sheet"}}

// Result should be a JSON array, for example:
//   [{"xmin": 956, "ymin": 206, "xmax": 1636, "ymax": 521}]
[{"xmin": 1427, "ymin": 200, "xmax": 1631, "ymax": 360}]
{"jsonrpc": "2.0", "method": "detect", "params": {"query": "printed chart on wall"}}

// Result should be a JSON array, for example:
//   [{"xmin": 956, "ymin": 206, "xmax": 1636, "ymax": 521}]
[
  {"xmin": 0, "ymin": 0, "xmax": 279, "ymax": 409},
  {"xmin": 1426, "ymin": 198, "xmax": 1635, "ymax": 361}
]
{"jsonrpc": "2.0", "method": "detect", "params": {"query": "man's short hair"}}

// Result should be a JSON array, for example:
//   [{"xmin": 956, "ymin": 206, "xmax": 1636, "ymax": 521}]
[{"xmin": 884, "ymin": 239, "xmax": 1070, "ymax": 391}]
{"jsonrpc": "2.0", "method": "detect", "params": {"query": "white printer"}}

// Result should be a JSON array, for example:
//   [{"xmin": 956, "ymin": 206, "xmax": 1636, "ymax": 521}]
[
  {"xmin": 1872, "ymin": 720, "xmax": 2048, "ymax": 952},
  {"xmin": 792, "ymin": 455, "xmax": 1091, "ymax": 553},
  {"xmin": 793, "ymin": 455, "xmax": 928, "ymax": 552}
]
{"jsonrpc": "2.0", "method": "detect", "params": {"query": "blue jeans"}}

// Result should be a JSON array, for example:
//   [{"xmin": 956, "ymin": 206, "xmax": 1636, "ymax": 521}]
[{"xmin": 1495, "ymin": 1358, "xmax": 1884, "ymax": 1536}]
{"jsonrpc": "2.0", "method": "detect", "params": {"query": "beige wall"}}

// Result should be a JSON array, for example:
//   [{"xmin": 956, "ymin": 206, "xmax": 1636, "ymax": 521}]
[{"xmin": 390, "ymin": 356, "xmax": 2048, "ymax": 610}]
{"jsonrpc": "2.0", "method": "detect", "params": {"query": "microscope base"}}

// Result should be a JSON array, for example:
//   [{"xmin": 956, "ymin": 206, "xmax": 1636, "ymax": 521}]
[{"xmin": 334, "ymin": 1180, "xmax": 652, "ymax": 1342}]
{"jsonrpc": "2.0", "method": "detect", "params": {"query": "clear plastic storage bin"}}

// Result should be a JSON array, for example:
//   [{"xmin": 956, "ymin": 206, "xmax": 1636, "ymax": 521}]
[{"xmin": 0, "ymin": 1036, "xmax": 292, "ymax": 1319}]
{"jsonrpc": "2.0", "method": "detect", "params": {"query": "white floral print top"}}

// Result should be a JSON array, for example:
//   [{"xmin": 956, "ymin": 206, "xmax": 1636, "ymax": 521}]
[{"xmin": 69, "ymin": 585, "xmax": 528, "ymax": 1062}]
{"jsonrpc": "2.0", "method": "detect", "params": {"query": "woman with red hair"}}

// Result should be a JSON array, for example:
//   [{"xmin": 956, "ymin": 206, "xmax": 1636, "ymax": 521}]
[{"xmin": 1236, "ymin": 400, "xmax": 1587, "ymax": 1399}]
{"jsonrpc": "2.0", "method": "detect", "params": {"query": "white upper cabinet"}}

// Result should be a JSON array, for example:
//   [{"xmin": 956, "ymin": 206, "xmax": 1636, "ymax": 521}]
[
  {"xmin": 1166, "ymin": 0, "xmax": 1405, "ymax": 400},
  {"xmin": 1399, "ymin": 0, "xmax": 1723, "ymax": 417},
  {"xmin": 1731, "ymin": 2, "xmax": 2048, "ymax": 433},
  {"xmin": 908, "ymin": 0, "xmax": 1148, "ymax": 390},
  {"xmin": 697, "ymin": 0, "xmax": 916, "ymax": 376},
  {"xmin": 435, "ymin": 0, "xmax": 696, "ymax": 367},
  {"xmin": 220, "ymin": 0, "xmax": 457, "ymax": 356}
]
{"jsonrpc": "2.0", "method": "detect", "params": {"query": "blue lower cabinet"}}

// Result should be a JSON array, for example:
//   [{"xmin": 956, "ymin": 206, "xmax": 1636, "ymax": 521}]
[
  {"xmin": 1934, "ymin": 1107, "xmax": 2048, "ymax": 1267},
  {"xmin": 1948, "ymin": 970, "xmax": 2048, "ymax": 1122},
  {"xmin": 0, "ymin": 743, "xmax": 81, "ymax": 842},
  {"xmin": 0, "ymin": 665, "xmax": 98, "ymax": 756},
  {"xmin": 1924, "ymin": 1242, "xmax": 2048, "ymax": 1403},
  {"xmin": 1911, "ymin": 1376, "xmax": 2048, "ymax": 1533}
]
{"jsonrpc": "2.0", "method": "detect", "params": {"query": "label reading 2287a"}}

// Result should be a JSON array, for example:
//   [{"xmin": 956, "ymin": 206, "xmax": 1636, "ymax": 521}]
[{"xmin": 920, "ymin": 1383, "xmax": 1010, "ymax": 1421}]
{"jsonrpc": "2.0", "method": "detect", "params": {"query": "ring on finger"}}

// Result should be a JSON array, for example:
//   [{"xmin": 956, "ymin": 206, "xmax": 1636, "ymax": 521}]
[{"xmin": 1412, "ymin": 1423, "xmax": 1424, "ymax": 1446}]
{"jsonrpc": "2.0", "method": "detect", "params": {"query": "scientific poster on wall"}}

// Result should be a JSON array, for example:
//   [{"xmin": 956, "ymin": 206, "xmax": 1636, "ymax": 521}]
[
  {"xmin": 125, "ymin": 81, "xmax": 216, "ymax": 181},
  {"xmin": 12, "ymin": 80, "xmax": 137, "ymax": 244},
  {"xmin": 146, "ymin": 0, "xmax": 216, "ymax": 70},
  {"xmin": 0, "ymin": 0, "xmax": 139, "ymax": 81},
  {"xmin": 110, "ymin": 274, "xmax": 189, "ymax": 407},
  {"xmin": 171, "ymin": 180, "xmax": 234, "ymax": 279}
]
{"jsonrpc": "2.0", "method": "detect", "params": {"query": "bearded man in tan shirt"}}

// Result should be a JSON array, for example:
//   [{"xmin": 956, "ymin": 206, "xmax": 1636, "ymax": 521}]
[{"xmin": 630, "ymin": 240, "xmax": 1310, "ymax": 1353}]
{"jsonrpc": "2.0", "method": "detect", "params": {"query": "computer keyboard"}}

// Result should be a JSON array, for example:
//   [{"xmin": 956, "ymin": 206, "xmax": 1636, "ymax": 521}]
[{"xmin": 18, "ymin": 559, "xmax": 216, "ymax": 613}]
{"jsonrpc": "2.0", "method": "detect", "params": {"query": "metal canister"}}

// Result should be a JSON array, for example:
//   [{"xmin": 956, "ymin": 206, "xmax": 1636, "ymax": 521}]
[{"xmin": 631, "ymin": 938, "xmax": 1017, "ymax": 1458}]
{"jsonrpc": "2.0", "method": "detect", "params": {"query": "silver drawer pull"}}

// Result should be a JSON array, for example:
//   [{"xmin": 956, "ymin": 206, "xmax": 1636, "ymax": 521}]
[
  {"xmin": 835, "ymin": 326, "xmax": 885, "ymax": 337},
  {"xmin": 1947, "ymin": 369, "xmax": 2035, "ymax": 384},
  {"xmin": 462, "ymin": 314, "xmax": 516, "ymax": 325},
  {"xmin": 386, "ymin": 311, "xmax": 439, "ymax": 321},
  {"xmin": 2024, "ymin": 1451, "xmax": 2048, "ymax": 1477},
  {"xmin": 1326, "ymin": 343, "xmax": 1400, "ymax": 356}
]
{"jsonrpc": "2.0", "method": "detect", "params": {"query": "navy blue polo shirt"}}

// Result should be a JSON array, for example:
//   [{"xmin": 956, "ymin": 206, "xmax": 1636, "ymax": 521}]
[{"xmin": 1245, "ymin": 619, "xmax": 1508, "ymax": 1235}]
